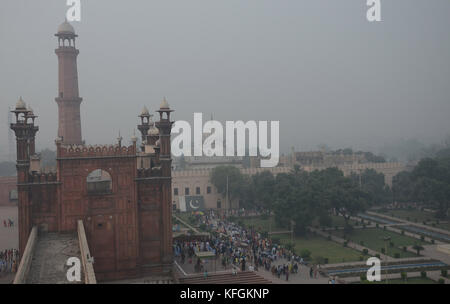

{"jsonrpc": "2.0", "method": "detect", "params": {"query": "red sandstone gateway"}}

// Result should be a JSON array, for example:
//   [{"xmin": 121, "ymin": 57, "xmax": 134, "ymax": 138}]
[{"xmin": 10, "ymin": 21, "xmax": 175, "ymax": 282}]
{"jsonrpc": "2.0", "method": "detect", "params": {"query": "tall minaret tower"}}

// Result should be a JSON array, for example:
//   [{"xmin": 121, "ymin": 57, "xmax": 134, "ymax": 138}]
[
  {"xmin": 55, "ymin": 20, "xmax": 83, "ymax": 145},
  {"xmin": 10, "ymin": 97, "xmax": 39, "ymax": 255},
  {"xmin": 155, "ymin": 97, "xmax": 174, "ymax": 268}
]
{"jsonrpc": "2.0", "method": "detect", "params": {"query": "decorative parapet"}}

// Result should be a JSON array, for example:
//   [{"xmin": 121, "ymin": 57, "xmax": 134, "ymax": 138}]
[
  {"xmin": 77, "ymin": 220, "xmax": 97, "ymax": 284},
  {"xmin": 13, "ymin": 226, "xmax": 38, "ymax": 284},
  {"xmin": 137, "ymin": 166, "xmax": 162, "ymax": 179},
  {"xmin": 27, "ymin": 171, "xmax": 58, "ymax": 184},
  {"xmin": 172, "ymin": 166, "xmax": 292, "ymax": 178},
  {"xmin": 58, "ymin": 144, "xmax": 136, "ymax": 158}
]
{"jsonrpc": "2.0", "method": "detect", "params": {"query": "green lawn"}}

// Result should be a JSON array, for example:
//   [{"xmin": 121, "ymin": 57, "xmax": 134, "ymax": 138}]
[
  {"xmin": 271, "ymin": 233, "xmax": 363, "ymax": 264},
  {"xmin": 359, "ymin": 277, "xmax": 437, "ymax": 284},
  {"xmin": 332, "ymin": 228, "xmax": 428, "ymax": 258},
  {"xmin": 236, "ymin": 216, "xmax": 284, "ymax": 233},
  {"xmin": 379, "ymin": 209, "xmax": 439, "ymax": 223},
  {"xmin": 175, "ymin": 212, "xmax": 194, "ymax": 224},
  {"xmin": 311, "ymin": 215, "xmax": 358, "ymax": 228},
  {"xmin": 237, "ymin": 215, "xmax": 358, "ymax": 234},
  {"xmin": 433, "ymin": 222, "xmax": 450, "ymax": 231}
]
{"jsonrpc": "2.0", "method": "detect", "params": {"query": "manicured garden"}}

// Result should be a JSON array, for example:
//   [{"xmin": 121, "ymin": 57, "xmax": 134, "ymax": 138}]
[
  {"xmin": 271, "ymin": 233, "xmax": 363, "ymax": 264},
  {"xmin": 378, "ymin": 209, "xmax": 439, "ymax": 223},
  {"xmin": 235, "ymin": 215, "xmax": 282, "ymax": 233},
  {"xmin": 331, "ymin": 228, "xmax": 429, "ymax": 258}
]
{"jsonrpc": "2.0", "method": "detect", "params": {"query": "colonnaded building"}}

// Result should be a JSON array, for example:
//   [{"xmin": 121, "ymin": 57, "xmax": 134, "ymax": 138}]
[{"xmin": 10, "ymin": 21, "xmax": 174, "ymax": 282}]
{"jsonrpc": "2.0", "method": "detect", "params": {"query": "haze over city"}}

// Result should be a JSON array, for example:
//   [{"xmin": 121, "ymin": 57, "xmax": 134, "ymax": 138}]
[{"xmin": 1, "ymin": 0, "xmax": 450, "ymax": 160}]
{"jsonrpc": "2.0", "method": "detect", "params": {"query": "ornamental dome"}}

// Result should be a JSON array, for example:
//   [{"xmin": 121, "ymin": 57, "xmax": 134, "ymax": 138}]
[{"xmin": 57, "ymin": 20, "xmax": 75, "ymax": 34}]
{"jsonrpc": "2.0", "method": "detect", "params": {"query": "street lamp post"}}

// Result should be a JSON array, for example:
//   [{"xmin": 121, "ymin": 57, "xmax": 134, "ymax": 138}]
[{"xmin": 383, "ymin": 236, "xmax": 391, "ymax": 284}]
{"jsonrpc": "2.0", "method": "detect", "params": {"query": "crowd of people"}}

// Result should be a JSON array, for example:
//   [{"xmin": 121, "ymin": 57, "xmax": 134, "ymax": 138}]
[
  {"xmin": 173, "ymin": 209, "xmax": 325, "ymax": 282},
  {"xmin": 0, "ymin": 249, "xmax": 19, "ymax": 274},
  {"xmin": 2, "ymin": 219, "xmax": 15, "ymax": 228}
]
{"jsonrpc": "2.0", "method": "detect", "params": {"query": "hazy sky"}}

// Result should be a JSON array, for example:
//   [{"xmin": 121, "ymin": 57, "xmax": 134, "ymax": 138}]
[{"xmin": 1, "ymin": 0, "xmax": 449, "ymax": 160}]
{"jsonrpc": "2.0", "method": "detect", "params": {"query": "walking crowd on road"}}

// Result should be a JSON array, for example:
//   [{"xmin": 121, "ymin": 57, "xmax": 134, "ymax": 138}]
[
  {"xmin": 0, "ymin": 249, "xmax": 19, "ymax": 274},
  {"xmin": 173, "ymin": 210, "xmax": 324, "ymax": 282},
  {"xmin": 2, "ymin": 219, "xmax": 15, "ymax": 228}
]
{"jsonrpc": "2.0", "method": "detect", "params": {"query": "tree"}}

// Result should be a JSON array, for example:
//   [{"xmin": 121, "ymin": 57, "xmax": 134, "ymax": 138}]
[
  {"xmin": 351, "ymin": 169, "xmax": 391, "ymax": 205},
  {"xmin": 392, "ymin": 150, "xmax": 450, "ymax": 219},
  {"xmin": 392, "ymin": 171, "xmax": 414, "ymax": 203},
  {"xmin": 251, "ymin": 171, "xmax": 276, "ymax": 213},
  {"xmin": 210, "ymin": 166, "xmax": 248, "ymax": 208}
]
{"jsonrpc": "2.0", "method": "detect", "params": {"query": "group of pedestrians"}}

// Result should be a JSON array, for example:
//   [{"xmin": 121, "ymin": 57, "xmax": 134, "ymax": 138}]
[
  {"xmin": 0, "ymin": 249, "xmax": 19, "ymax": 274},
  {"xmin": 2, "ymin": 219, "xmax": 15, "ymax": 228},
  {"xmin": 174, "ymin": 210, "xmax": 324, "ymax": 282}
]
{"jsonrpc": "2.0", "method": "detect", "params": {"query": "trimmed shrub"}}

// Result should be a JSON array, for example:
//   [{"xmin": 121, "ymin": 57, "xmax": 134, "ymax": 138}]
[
  {"xmin": 300, "ymin": 249, "xmax": 311, "ymax": 260},
  {"xmin": 438, "ymin": 278, "xmax": 445, "ymax": 284},
  {"xmin": 421, "ymin": 271, "xmax": 427, "ymax": 278},
  {"xmin": 362, "ymin": 249, "xmax": 369, "ymax": 255},
  {"xmin": 315, "ymin": 256, "xmax": 326, "ymax": 264},
  {"xmin": 441, "ymin": 269, "xmax": 448, "ymax": 277},
  {"xmin": 401, "ymin": 272, "xmax": 407, "ymax": 281}
]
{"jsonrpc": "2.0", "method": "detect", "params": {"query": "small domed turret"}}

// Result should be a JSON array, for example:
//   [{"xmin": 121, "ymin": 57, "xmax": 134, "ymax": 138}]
[
  {"xmin": 160, "ymin": 97, "xmax": 170, "ymax": 109},
  {"xmin": 141, "ymin": 106, "xmax": 150, "ymax": 116},
  {"xmin": 147, "ymin": 126, "xmax": 159, "ymax": 135},
  {"xmin": 16, "ymin": 97, "xmax": 26, "ymax": 110},
  {"xmin": 57, "ymin": 20, "xmax": 75, "ymax": 35}
]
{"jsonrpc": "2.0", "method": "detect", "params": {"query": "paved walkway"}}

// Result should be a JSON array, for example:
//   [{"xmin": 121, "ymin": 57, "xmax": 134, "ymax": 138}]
[
  {"xmin": 254, "ymin": 258, "xmax": 329, "ymax": 284},
  {"xmin": 342, "ymin": 270, "xmax": 449, "ymax": 284},
  {"xmin": 0, "ymin": 206, "xmax": 18, "ymax": 251},
  {"xmin": 27, "ymin": 232, "xmax": 82, "ymax": 284},
  {"xmin": 367, "ymin": 211, "xmax": 450, "ymax": 238}
]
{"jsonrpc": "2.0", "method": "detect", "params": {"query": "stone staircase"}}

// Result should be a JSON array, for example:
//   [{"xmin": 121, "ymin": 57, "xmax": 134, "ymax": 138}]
[{"xmin": 179, "ymin": 271, "xmax": 271, "ymax": 284}]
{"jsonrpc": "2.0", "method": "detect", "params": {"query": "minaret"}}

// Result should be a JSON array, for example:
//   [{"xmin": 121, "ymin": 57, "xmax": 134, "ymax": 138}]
[
  {"xmin": 10, "ymin": 97, "xmax": 39, "ymax": 255},
  {"xmin": 55, "ymin": 20, "xmax": 83, "ymax": 145},
  {"xmin": 155, "ymin": 97, "xmax": 174, "ymax": 267}
]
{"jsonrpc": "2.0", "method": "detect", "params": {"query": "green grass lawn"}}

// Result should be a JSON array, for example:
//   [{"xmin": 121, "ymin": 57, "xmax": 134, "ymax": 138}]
[
  {"xmin": 432, "ymin": 222, "xmax": 450, "ymax": 231},
  {"xmin": 379, "ymin": 209, "xmax": 439, "ymax": 223},
  {"xmin": 331, "ymin": 228, "xmax": 428, "ymax": 258},
  {"xmin": 311, "ymin": 215, "xmax": 358, "ymax": 228},
  {"xmin": 237, "ymin": 215, "xmax": 358, "ymax": 234},
  {"xmin": 236, "ymin": 216, "xmax": 284, "ymax": 233},
  {"xmin": 175, "ymin": 212, "xmax": 194, "ymax": 224},
  {"xmin": 271, "ymin": 233, "xmax": 363, "ymax": 264},
  {"xmin": 359, "ymin": 277, "xmax": 437, "ymax": 284}
]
